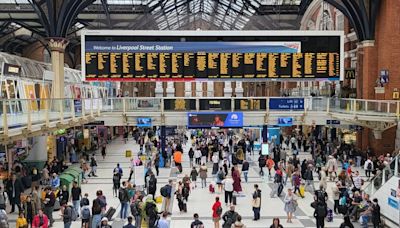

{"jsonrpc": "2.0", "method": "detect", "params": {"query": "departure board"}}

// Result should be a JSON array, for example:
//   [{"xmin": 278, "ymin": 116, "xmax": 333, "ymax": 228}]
[{"xmin": 83, "ymin": 33, "xmax": 343, "ymax": 81}]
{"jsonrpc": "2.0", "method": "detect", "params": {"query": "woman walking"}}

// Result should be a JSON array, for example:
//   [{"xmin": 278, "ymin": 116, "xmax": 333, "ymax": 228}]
[
  {"xmin": 232, "ymin": 167, "xmax": 242, "ymax": 193},
  {"xmin": 199, "ymin": 163, "xmax": 208, "ymax": 188},
  {"xmin": 284, "ymin": 188, "xmax": 297, "ymax": 223}
]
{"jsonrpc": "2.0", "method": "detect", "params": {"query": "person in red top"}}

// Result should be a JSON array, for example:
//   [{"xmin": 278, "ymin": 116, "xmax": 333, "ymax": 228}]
[
  {"xmin": 212, "ymin": 197, "xmax": 222, "ymax": 228},
  {"xmin": 32, "ymin": 209, "xmax": 49, "ymax": 228}
]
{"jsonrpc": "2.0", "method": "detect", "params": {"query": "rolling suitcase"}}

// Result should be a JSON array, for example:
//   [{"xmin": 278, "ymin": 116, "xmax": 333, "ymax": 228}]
[{"xmin": 104, "ymin": 207, "xmax": 116, "ymax": 221}]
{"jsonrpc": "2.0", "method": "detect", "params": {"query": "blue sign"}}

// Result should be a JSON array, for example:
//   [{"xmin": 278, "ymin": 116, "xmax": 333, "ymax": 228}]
[
  {"xmin": 188, "ymin": 112, "xmax": 243, "ymax": 128},
  {"xmin": 74, "ymin": 100, "xmax": 82, "ymax": 117},
  {"xmin": 269, "ymin": 98, "xmax": 304, "ymax": 110},
  {"xmin": 137, "ymin": 117, "xmax": 152, "ymax": 127},
  {"xmin": 267, "ymin": 127, "xmax": 281, "ymax": 145},
  {"xmin": 327, "ymin": 120, "xmax": 340, "ymax": 125},
  {"xmin": 387, "ymin": 197, "xmax": 399, "ymax": 209},
  {"xmin": 278, "ymin": 117, "xmax": 293, "ymax": 126}
]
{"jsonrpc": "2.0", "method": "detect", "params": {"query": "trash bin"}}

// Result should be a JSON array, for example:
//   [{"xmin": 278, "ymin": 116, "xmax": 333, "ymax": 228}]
[
  {"xmin": 63, "ymin": 167, "xmax": 82, "ymax": 187},
  {"xmin": 59, "ymin": 174, "xmax": 74, "ymax": 192},
  {"xmin": 126, "ymin": 150, "xmax": 132, "ymax": 158}
]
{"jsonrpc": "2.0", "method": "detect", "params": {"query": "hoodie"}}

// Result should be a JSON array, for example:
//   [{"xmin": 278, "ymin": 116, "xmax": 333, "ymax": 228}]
[{"xmin": 231, "ymin": 221, "xmax": 246, "ymax": 228}]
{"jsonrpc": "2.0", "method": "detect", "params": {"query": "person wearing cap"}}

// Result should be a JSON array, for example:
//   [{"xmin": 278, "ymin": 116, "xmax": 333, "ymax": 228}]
[
  {"xmin": 122, "ymin": 216, "xmax": 136, "ymax": 228},
  {"xmin": 99, "ymin": 217, "xmax": 112, "ymax": 228}
]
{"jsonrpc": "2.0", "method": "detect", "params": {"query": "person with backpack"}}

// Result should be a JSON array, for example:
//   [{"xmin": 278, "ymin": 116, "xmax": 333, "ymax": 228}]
[
  {"xmin": 190, "ymin": 167, "xmax": 198, "ymax": 188},
  {"xmin": 212, "ymin": 197, "xmax": 222, "ymax": 228},
  {"xmin": 216, "ymin": 167, "xmax": 225, "ymax": 193},
  {"xmin": 143, "ymin": 196, "xmax": 158, "ymax": 228},
  {"xmin": 62, "ymin": 203, "xmax": 77, "ymax": 228},
  {"xmin": 131, "ymin": 195, "xmax": 143, "ymax": 228},
  {"xmin": 89, "ymin": 156, "xmax": 98, "ymax": 177},
  {"xmin": 312, "ymin": 200, "xmax": 327, "ymax": 228},
  {"xmin": 364, "ymin": 157, "xmax": 373, "ymax": 179},
  {"xmin": 188, "ymin": 148, "xmax": 195, "ymax": 168},
  {"xmin": 258, "ymin": 155, "xmax": 266, "ymax": 176},
  {"xmin": 222, "ymin": 205, "xmax": 239, "ymax": 228},
  {"xmin": 92, "ymin": 191, "xmax": 106, "ymax": 228},
  {"xmin": 241, "ymin": 160, "xmax": 249, "ymax": 183},
  {"xmin": 160, "ymin": 180, "xmax": 173, "ymax": 214},
  {"xmin": 119, "ymin": 181, "xmax": 130, "ymax": 219},
  {"xmin": 252, "ymin": 184, "xmax": 261, "ymax": 221},
  {"xmin": 190, "ymin": 213, "xmax": 204, "ymax": 228},
  {"xmin": 81, "ymin": 204, "xmax": 91, "ymax": 228}
]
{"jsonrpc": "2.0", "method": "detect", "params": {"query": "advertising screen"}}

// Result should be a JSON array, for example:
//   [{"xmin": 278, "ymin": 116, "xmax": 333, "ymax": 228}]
[
  {"xmin": 277, "ymin": 117, "xmax": 293, "ymax": 126},
  {"xmin": 188, "ymin": 112, "xmax": 243, "ymax": 128},
  {"xmin": 137, "ymin": 117, "xmax": 152, "ymax": 127}
]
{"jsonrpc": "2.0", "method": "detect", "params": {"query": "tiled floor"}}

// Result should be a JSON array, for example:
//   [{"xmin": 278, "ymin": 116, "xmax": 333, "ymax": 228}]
[{"xmin": 8, "ymin": 132, "xmax": 367, "ymax": 228}]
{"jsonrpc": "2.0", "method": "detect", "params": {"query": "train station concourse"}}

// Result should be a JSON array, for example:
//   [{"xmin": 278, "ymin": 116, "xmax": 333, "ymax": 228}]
[{"xmin": 0, "ymin": 0, "xmax": 400, "ymax": 228}]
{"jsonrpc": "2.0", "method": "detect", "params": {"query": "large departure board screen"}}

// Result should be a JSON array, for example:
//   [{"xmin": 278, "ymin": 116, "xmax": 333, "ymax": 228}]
[{"xmin": 82, "ymin": 31, "xmax": 343, "ymax": 81}]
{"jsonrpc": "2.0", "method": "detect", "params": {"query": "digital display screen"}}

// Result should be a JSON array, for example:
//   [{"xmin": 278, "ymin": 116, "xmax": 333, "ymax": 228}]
[
  {"xmin": 187, "ymin": 112, "xmax": 243, "ymax": 128},
  {"xmin": 277, "ymin": 117, "xmax": 293, "ymax": 126},
  {"xmin": 83, "ymin": 32, "xmax": 342, "ymax": 81},
  {"xmin": 261, "ymin": 143, "xmax": 269, "ymax": 155},
  {"xmin": 137, "ymin": 117, "xmax": 152, "ymax": 127}
]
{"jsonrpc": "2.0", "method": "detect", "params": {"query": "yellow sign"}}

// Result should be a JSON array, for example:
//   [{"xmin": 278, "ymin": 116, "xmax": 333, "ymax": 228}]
[
  {"xmin": 393, "ymin": 91, "xmax": 399, "ymax": 99},
  {"xmin": 345, "ymin": 69, "xmax": 356, "ymax": 79},
  {"xmin": 174, "ymin": 99, "xmax": 186, "ymax": 110}
]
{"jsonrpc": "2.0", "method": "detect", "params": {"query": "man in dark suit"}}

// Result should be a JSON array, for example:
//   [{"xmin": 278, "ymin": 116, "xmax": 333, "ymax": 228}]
[{"xmin": 6, "ymin": 174, "xmax": 24, "ymax": 213}]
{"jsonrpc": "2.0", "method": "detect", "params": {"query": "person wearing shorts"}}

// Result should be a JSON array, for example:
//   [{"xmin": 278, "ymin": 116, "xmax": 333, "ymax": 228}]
[{"xmin": 212, "ymin": 197, "xmax": 222, "ymax": 228}]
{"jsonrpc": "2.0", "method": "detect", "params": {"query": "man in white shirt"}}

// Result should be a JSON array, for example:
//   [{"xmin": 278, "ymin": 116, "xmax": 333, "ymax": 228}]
[
  {"xmin": 221, "ymin": 176, "xmax": 234, "ymax": 206},
  {"xmin": 352, "ymin": 171, "xmax": 363, "ymax": 191}
]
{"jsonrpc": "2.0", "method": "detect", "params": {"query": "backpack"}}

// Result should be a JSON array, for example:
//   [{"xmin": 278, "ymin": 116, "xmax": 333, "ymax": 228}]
[
  {"xmin": 145, "ymin": 202, "xmax": 156, "ymax": 217},
  {"xmin": 216, "ymin": 206, "xmax": 223, "ymax": 216},
  {"xmin": 316, "ymin": 190, "xmax": 326, "ymax": 202},
  {"xmin": 81, "ymin": 207, "xmax": 91, "ymax": 220},
  {"xmin": 67, "ymin": 206, "xmax": 78, "ymax": 221},
  {"xmin": 367, "ymin": 162, "xmax": 372, "ymax": 170},
  {"xmin": 92, "ymin": 199, "xmax": 102, "ymax": 214},
  {"xmin": 160, "ymin": 185, "xmax": 169, "ymax": 197},
  {"xmin": 339, "ymin": 196, "xmax": 347, "ymax": 206},
  {"xmin": 130, "ymin": 201, "xmax": 141, "ymax": 216},
  {"xmin": 118, "ymin": 188, "xmax": 126, "ymax": 202},
  {"xmin": 218, "ymin": 172, "xmax": 224, "ymax": 180}
]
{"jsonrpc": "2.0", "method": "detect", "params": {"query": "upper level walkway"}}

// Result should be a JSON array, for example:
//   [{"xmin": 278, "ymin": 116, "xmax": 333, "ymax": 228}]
[{"xmin": 1, "ymin": 97, "xmax": 399, "ymax": 143}]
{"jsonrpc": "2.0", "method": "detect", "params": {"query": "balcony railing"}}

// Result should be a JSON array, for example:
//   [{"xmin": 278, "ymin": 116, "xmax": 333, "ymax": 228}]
[{"xmin": 0, "ymin": 97, "xmax": 399, "ymax": 136}]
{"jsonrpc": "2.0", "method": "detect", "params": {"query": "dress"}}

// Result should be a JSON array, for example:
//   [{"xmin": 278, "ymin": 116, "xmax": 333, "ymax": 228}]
[
  {"xmin": 284, "ymin": 194, "xmax": 297, "ymax": 213},
  {"xmin": 232, "ymin": 170, "xmax": 242, "ymax": 192}
]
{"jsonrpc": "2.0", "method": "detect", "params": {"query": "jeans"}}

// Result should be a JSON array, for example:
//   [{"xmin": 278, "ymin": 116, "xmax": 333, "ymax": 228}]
[
  {"xmin": 135, "ymin": 215, "xmax": 142, "ymax": 228},
  {"xmin": 64, "ymin": 222, "xmax": 72, "ymax": 228},
  {"xmin": 44, "ymin": 206, "xmax": 54, "ymax": 225},
  {"xmin": 92, "ymin": 214, "xmax": 102, "ymax": 228},
  {"xmin": 243, "ymin": 171, "xmax": 248, "ymax": 182},
  {"xmin": 201, "ymin": 178, "xmax": 206, "ymax": 188},
  {"xmin": 365, "ymin": 170, "xmax": 371, "ymax": 178},
  {"xmin": 73, "ymin": 200, "xmax": 80, "ymax": 216},
  {"xmin": 253, "ymin": 207, "xmax": 260, "ymax": 220},
  {"xmin": 120, "ymin": 202, "xmax": 129, "ymax": 219},
  {"xmin": 224, "ymin": 191, "xmax": 233, "ymax": 204}
]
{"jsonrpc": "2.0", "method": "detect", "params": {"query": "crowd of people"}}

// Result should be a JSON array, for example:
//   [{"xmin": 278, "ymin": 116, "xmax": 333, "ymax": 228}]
[{"xmin": 0, "ymin": 127, "xmax": 397, "ymax": 228}]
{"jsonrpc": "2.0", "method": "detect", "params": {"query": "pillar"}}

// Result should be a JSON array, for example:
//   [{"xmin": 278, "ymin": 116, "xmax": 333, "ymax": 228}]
[
  {"xmin": 160, "ymin": 126, "xmax": 166, "ymax": 167},
  {"xmin": 224, "ymin": 82, "xmax": 232, "ymax": 97},
  {"xmin": 48, "ymin": 38, "xmax": 69, "ymax": 98},
  {"xmin": 155, "ymin": 82, "xmax": 163, "ymax": 97},
  {"xmin": 166, "ymin": 82, "xmax": 175, "ymax": 97},
  {"xmin": 357, "ymin": 41, "xmax": 377, "ymax": 99},
  {"xmin": 235, "ymin": 82, "xmax": 244, "ymax": 97},
  {"xmin": 184, "ymin": 82, "xmax": 192, "ymax": 97}
]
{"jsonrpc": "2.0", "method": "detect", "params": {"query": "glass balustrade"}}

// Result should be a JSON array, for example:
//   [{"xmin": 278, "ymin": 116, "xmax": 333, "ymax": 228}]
[{"xmin": 0, "ymin": 97, "xmax": 399, "ymax": 134}]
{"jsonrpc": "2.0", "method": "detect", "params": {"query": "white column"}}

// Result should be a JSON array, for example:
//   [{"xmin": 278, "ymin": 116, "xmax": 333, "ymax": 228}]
[
  {"xmin": 155, "ymin": 82, "xmax": 163, "ymax": 97},
  {"xmin": 166, "ymin": 82, "xmax": 175, "ymax": 97},
  {"xmin": 224, "ymin": 82, "xmax": 232, "ymax": 97},
  {"xmin": 235, "ymin": 82, "xmax": 244, "ymax": 97},
  {"xmin": 184, "ymin": 82, "xmax": 192, "ymax": 97},
  {"xmin": 196, "ymin": 82, "xmax": 202, "ymax": 97},
  {"xmin": 207, "ymin": 82, "xmax": 213, "ymax": 97}
]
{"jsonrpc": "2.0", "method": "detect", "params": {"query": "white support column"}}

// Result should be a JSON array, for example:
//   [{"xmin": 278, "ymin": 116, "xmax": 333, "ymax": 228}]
[
  {"xmin": 235, "ymin": 82, "xmax": 244, "ymax": 97},
  {"xmin": 166, "ymin": 82, "xmax": 175, "ymax": 97},
  {"xmin": 224, "ymin": 82, "xmax": 232, "ymax": 97},
  {"xmin": 207, "ymin": 82, "xmax": 213, "ymax": 97},
  {"xmin": 155, "ymin": 82, "xmax": 163, "ymax": 97},
  {"xmin": 196, "ymin": 82, "xmax": 202, "ymax": 97},
  {"xmin": 184, "ymin": 82, "xmax": 192, "ymax": 97}
]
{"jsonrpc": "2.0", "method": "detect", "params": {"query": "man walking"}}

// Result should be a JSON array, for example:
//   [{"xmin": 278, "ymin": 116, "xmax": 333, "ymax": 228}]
[
  {"xmin": 71, "ymin": 181, "xmax": 82, "ymax": 217},
  {"xmin": 43, "ymin": 187, "xmax": 56, "ymax": 227},
  {"xmin": 119, "ymin": 181, "xmax": 130, "ymax": 220},
  {"xmin": 252, "ymin": 184, "xmax": 261, "ymax": 220},
  {"xmin": 160, "ymin": 180, "xmax": 173, "ymax": 214},
  {"xmin": 6, "ymin": 174, "xmax": 24, "ymax": 213}
]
